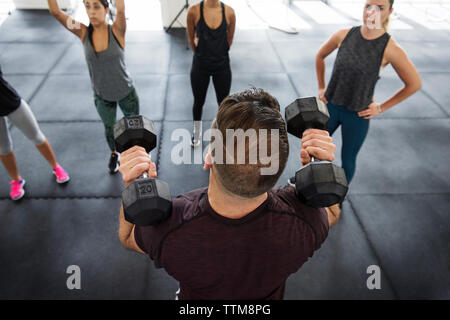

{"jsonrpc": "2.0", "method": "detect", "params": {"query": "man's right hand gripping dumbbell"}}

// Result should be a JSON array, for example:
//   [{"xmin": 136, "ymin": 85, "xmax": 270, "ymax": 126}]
[{"xmin": 297, "ymin": 127, "xmax": 342, "ymax": 227}]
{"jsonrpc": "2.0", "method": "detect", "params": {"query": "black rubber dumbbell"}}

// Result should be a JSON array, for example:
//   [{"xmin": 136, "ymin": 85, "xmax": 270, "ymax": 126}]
[
  {"xmin": 285, "ymin": 97, "xmax": 348, "ymax": 208},
  {"xmin": 114, "ymin": 115, "xmax": 172, "ymax": 226}
]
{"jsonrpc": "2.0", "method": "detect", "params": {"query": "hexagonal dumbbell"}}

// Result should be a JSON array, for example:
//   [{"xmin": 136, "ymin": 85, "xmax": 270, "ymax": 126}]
[
  {"xmin": 114, "ymin": 115, "xmax": 172, "ymax": 226},
  {"xmin": 285, "ymin": 97, "xmax": 348, "ymax": 208}
]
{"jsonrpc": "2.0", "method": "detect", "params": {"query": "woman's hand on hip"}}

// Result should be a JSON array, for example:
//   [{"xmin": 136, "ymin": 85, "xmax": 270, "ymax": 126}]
[
  {"xmin": 358, "ymin": 101, "xmax": 383, "ymax": 119},
  {"xmin": 318, "ymin": 88, "xmax": 328, "ymax": 104}
]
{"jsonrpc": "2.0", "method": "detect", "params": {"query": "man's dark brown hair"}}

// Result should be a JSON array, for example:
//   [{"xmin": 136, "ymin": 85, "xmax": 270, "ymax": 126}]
[{"xmin": 211, "ymin": 88, "xmax": 289, "ymax": 198}]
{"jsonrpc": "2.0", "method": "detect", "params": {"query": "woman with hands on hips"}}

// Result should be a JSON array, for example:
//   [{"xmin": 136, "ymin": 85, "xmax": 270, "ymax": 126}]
[{"xmin": 290, "ymin": 0, "xmax": 421, "ymax": 186}]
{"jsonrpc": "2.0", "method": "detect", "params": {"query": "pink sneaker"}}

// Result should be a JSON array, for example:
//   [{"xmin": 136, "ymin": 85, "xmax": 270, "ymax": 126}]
[
  {"xmin": 53, "ymin": 165, "xmax": 70, "ymax": 184},
  {"xmin": 9, "ymin": 178, "xmax": 25, "ymax": 201}
]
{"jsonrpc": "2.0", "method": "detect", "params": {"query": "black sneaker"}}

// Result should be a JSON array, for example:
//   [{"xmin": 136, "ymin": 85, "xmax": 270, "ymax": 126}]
[
  {"xmin": 287, "ymin": 176, "xmax": 296, "ymax": 187},
  {"xmin": 109, "ymin": 152, "xmax": 120, "ymax": 174}
]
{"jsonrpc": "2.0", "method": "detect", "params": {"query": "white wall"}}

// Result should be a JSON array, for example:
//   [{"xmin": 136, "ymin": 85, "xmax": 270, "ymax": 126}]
[
  {"xmin": 13, "ymin": 0, "xmax": 76, "ymax": 9},
  {"xmin": 13, "ymin": 0, "xmax": 211, "ymax": 28},
  {"xmin": 160, "ymin": 0, "xmax": 201, "ymax": 28}
]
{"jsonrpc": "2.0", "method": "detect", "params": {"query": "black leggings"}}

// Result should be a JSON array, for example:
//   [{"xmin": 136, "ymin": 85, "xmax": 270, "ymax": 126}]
[{"xmin": 190, "ymin": 59, "xmax": 232, "ymax": 121}]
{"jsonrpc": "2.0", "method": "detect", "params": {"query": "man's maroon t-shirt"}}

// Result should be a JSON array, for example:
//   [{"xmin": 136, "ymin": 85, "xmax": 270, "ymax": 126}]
[{"xmin": 134, "ymin": 186, "xmax": 329, "ymax": 300}]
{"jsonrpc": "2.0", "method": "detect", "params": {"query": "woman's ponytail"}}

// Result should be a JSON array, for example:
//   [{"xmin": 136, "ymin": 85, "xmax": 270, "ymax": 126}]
[
  {"xmin": 383, "ymin": 15, "xmax": 390, "ymax": 32},
  {"xmin": 383, "ymin": 0, "xmax": 395, "ymax": 32}
]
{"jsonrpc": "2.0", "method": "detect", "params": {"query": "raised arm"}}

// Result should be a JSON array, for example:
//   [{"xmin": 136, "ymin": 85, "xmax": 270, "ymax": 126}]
[
  {"xmin": 47, "ymin": 0, "xmax": 87, "ymax": 40},
  {"xmin": 119, "ymin": 204, "xmax": 145, "ymax": 253},
  {"xmin": 300, "ymin": 129, "xmax": 341, "ymax": 227},
  {"xmin": 227, "ymin": 6, "xmax": 236, "ymax": 47},
  {"xmin": 112, "ymin": 0, "xmax": 126, "ymax": 38},
  {"xmin": 118, "ymin": 146, "xmax": 157, "ymax": 253}
]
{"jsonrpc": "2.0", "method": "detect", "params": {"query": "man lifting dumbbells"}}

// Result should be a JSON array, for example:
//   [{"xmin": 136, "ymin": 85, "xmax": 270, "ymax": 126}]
[{"xmin": 117, "ymin": 89, "xmax": 341, "ymax": 300}]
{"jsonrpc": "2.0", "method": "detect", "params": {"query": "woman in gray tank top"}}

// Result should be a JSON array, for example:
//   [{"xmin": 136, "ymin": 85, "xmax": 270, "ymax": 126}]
[
  {"xmin": 290, "ymin": 0, "xmax": 421, "ymax": 188},
  {"xmin": 48, "ymin": 0, "xmax": 139, "ymax": 174}
]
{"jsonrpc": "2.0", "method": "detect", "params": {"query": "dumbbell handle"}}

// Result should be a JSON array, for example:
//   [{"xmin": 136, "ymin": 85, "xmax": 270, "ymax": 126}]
[
  {"xmin": 310, "ymin": 157, "xmax": 330, "ymax": 163},
  {"xmin": 300, "ymin": 156, "xmax": 317, "ymax": 169}
]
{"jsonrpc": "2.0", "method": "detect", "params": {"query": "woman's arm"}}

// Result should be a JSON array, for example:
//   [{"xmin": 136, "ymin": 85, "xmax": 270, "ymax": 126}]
[
  {"xmin": 379, "ymin": 40, "xmax": 422, "ymax": 112},
  {"xmin": 47, "ymin": 0, "xmax": 87, "ymax": 40},
  {"xmin": 186, "ymin": 6, "xmax": 198, "ymax": 52},
  {"xmin": 316, "ymin": 29, "xmax": 350, "ymax": 102},
  {"xmin": 227, "ymin": 6, "xmax": 236, "ymax": 47},
  {"xmin": 358, "ymin": 40, "xmax": 422, "ymax": 119},
  {"xmin": 112, "ymin": 0, "xmax": 126, "ymax": 39}
]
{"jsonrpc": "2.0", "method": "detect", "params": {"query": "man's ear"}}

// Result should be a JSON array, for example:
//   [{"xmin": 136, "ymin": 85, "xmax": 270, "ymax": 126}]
[{"xmin": 203, "ymin": 152, "xmax": 213, "ymax": 171}]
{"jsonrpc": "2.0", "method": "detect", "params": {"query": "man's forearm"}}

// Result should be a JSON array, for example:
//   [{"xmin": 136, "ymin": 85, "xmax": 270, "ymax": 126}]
[
  {"xmin": 326, "ymin": 204, "xmax": 341, "ymax": 227},
  {"xmin": 119, "ymin": 203, "xmax": 135, "ymax": 246}
]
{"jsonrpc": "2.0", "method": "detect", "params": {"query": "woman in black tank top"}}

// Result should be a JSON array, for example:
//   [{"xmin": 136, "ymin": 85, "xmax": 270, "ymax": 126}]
[
  {"xmin": 289, "ymin": 0, "xmax": 421, "ymax": 187},
  {"xmin": 187, "ymin": 0, "xmax": 236, "ymax": 147}
]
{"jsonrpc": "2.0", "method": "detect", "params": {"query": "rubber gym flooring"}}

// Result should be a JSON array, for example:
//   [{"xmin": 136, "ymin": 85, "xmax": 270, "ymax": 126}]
[{"xmin": 0, "ymin": 8, "xmax": 449, "ymax": 300}]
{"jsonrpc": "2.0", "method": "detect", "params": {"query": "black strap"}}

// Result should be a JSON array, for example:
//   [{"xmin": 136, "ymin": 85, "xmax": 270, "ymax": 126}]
[
  {"xmin": 200, "ymin": 1, "xmax": 204, "ymax": 21},
  {"xmin": 221, "ymin": 2, "xmax": 225, "ymax": 22},
  {"xmin": 110, "ymin": 24, "xmax": 124, "ymax": 49}
]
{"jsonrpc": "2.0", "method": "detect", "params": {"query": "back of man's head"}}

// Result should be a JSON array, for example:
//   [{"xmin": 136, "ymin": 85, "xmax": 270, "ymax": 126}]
[{"xmin": 211, "ymin": 88, "xmax": 289, "ymax": 198}]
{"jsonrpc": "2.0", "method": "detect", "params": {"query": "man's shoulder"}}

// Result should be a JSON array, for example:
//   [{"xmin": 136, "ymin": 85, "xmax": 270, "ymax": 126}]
[
  {"xmin": 268, "ymin": 186, "xmax": 327, "ymax": 221},
  {"xmin": 268, "ymin": 186, "xmax": 305, "ymax": 213},
  {"xmin": 172, "ymin": 187, "xmax": 209, "ymax": 222},
  {"xmin": 268, "ymin": 186, "xmax": 329, "ymax": 249},
  {"xmin": 136, "ymin": 188, "xmax": 208, "ymax": 249}
]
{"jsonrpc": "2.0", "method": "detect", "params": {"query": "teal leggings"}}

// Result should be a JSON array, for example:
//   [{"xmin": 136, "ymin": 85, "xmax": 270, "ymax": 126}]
[
  {"xmin": 327, "ymin": 102, "xmax": 370, "ymax": 184},
  {"xmin": 94, "ymin": 87, "xmax": 140, "ymax": 151}
]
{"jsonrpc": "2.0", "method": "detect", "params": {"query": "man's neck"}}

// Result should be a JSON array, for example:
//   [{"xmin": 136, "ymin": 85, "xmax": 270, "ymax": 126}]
[
  {"xmin": 204, "ymin": 0, "xmax": 220, "ymax": 8},
  {"xmin": 207, "ymin": 171, "xmax": 268, "ymax": 220}
]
